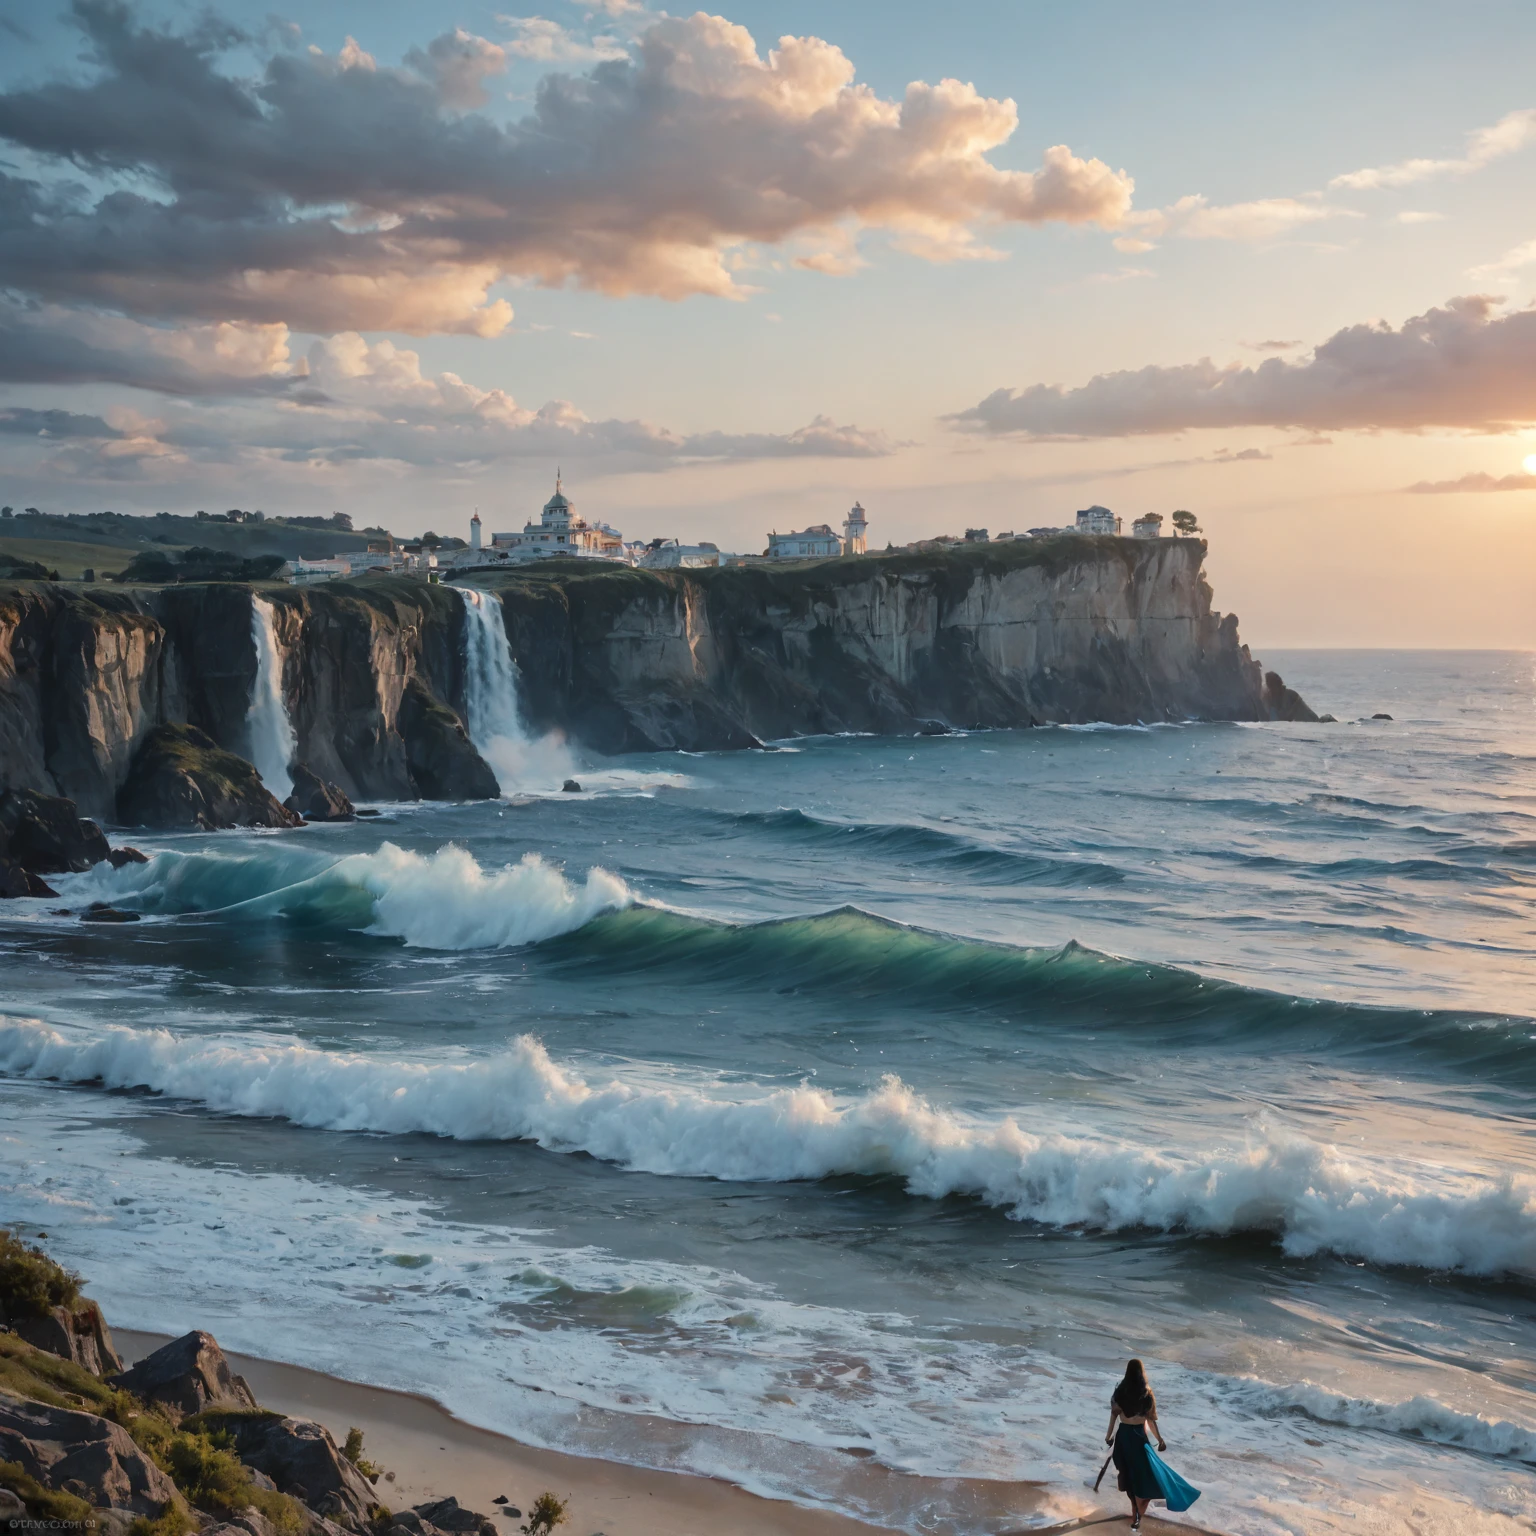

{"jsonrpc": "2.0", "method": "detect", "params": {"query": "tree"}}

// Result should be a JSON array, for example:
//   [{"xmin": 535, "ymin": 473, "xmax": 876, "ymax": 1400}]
[
  {"xmin": 519, "ymin": 1493, "xmax": 567, "ymax": 1536},
  {"xmin": 23, "ymin": 507, "xmax": 39, "ymax": 516},
  {"xmin": 329, "ymin": 511, "xmax": 354, "ymax": 531},
  {"xmin": 0, "ymin": 507, "xmax": 10, "ymax": 518},
  {"xmin": 419, "ymin": 531, "xmax": 442, "ymax": 549},
  {"xmin": 1171, "ymin": 509, "xmax": 1201, "ymax": 537}
]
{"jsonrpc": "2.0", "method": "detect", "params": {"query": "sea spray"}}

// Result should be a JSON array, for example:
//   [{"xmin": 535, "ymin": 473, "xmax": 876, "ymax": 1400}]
[
  {"xmin": 247, "ymin": 595, "xmax": 297, "ymax": 800},
  {"xmin": 2, "ymin": 1016, "xmax": 1531, "ymax": 1277},
  {"xmin": 459, "ymin": 587, "xmax": 578, "ymax": 792}
]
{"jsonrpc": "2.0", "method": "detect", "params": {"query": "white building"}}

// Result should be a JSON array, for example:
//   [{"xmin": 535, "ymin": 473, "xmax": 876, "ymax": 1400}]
[
  {"xmin": 469, "ymin": 511, "xmax": 482, "ymax": 553},
  {"xmin": 490, "ymin": 475, "xmax": 626, "ymax": 561},
  {"xmin": 639, "ymin": 539, "xmax": 723, "ymax": 569},
  {"xmin": 1132, "ymin": 513, "xmax": 1164, "ymax": 540},
  {"xmin": 1075, "ymin": 505, "xmax": 1122, "ymax": 536},
  {"xmin": 285, "ymin": 557, "xmax": 352, "ymax": 584},
  {"xmin": 767, "ymin": 523, "xmax": 845, "ymax": 560},
  {"xmin": 842, "ymin": 502, "xmax": 869, "ymax": 555}
]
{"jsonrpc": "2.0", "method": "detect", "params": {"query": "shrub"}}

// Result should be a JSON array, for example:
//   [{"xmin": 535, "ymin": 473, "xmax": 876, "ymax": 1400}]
[
  {"xmin": 342, "ymin": 1427, "xmax": 382, "ymax": 1482},
  {"xmin": 159, "ymin": 1428, "xmax": 302, "ymax": 1536},
  {"xmin": 0, "ymin": 1229, "xmax": 83, "ymax": 1319},
  {"xmin": 0, "ymin": 1458, "xmax": 98, "ymax": 1528},
  {"xmin": 519, "ymin": 1492, "xmax": 568, "ymax": 1536},
  {"xmin": 128, "ymin": 1507, "xmax": 193, "ymax": 1536}
]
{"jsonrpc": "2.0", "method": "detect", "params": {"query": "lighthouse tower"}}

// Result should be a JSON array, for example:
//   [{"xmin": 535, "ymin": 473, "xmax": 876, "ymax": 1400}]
[
  {"xmin": 469, "ymin": 510, "xmax": 482, "ymax": 553},
  {"xmin": 842, "ymin": 501, "xmax": 868, "ymax": 556}
]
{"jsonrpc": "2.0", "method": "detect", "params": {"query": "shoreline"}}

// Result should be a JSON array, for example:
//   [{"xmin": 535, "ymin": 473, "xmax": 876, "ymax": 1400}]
[{"xmin": 117, "ymin": 1330, "xmax": 1212, "ymax": 1536}]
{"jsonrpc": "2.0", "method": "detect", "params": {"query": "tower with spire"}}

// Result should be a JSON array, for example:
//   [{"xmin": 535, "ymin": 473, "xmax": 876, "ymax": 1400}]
[{"xmin": 842, "ymin": 501, "xmax": 869, "ymax": 556}]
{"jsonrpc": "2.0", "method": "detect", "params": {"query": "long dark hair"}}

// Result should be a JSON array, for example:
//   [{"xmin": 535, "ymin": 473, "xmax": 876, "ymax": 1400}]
[{"xmin": 1114, "ymin": 1358, "xmax": 1155, "ymax": 1417}]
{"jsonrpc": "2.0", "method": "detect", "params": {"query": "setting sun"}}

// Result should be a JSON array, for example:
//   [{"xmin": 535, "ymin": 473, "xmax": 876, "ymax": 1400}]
[{"xmin": 1524, "ymin": 453, "xmax": 1536, "ymax": 475}]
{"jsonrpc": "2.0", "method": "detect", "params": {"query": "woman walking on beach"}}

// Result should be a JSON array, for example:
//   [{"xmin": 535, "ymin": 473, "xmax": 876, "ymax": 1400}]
[{"xmin": 1104, "ymin": 1359, "xmax": 1200, "ymax": 1528}]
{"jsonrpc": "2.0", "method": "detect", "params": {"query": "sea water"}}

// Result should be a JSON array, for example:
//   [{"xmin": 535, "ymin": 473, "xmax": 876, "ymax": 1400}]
[{"xmin": 2, "ymin": 649, "xmax": 1534, "ymax": 1536}]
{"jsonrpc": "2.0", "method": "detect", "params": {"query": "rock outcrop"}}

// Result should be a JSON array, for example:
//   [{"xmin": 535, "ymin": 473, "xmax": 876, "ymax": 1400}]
[
  {"xmin": 0, "ymin": 1390, "xmax": 181, "ymax": 1515},
  {"xmin": 211, "ymin": 1414, "xmax": 377, "ymax": 1528},
  {"xmin": 109, "ymin": 1330, "xmax": 258, "ymax": 1419},
  {"xmin": 1, "ymin": 1303, "xmax": 123, "ymax": 1377},
  {"xmin": 284, "ymin": 764, "xmax": 355, "ymax": 822},
  {"xmin": 0, "ymin": 788, "xmax": 118, "ymax": 899},
  {"xmin": 117, "ymin": 725, "xmax": 302, "ymax": 831},
  {"xmin": 0, "ymin": 542, "xmax": 1314, "ymax": 819}
]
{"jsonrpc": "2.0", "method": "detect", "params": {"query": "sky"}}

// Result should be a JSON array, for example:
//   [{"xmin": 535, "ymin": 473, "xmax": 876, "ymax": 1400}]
[{"xmin": 2, "ymin": 0, "xmax": 1536, "ymax": 645}]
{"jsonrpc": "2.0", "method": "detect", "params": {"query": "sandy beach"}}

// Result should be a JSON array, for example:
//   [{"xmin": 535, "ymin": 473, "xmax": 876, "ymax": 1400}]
[{"xmin": 117, "ymin": 1331, "xmax": 1209, "ymax": 1536}]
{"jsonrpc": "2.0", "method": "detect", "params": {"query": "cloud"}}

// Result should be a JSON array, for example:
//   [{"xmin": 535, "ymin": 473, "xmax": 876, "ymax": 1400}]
[
  {"xmin": 7, "ymin": 332, "xmax": 899, "ymax": 481},
  {"xmin": 0, "ymin": 303, "xmax": 301, "ymax": 396},
  {"xmin": 0, "ymin": 407, "xmax": 122, "ymax": 439},
  {"xmin": 1468, "ymin": 238, "xmax": 1536, "ymax": 281},
  {"xmin": 1242, "ymin": 339, "xmax": 1301, "ymax": 352},
  {"xmin": 404, "ymin": 28, "xmax": 508, "ymax": 108},
  {"xmin": 498, "ymin": 16, "xmax": 627, "ymax": 63},
  {"xmin": 0, "ymin": 1, "xmax": 1133, "ymax": 334},
  {"xmin": 1407, "ymin": 470, "xmax": 1536, "ymax": 493},
  {"xmin": 947, "ymin": 296, "xmax": 1536, "ymax": 438},
  {"xmin": 1331, "ymin": 107, "xmax": 1536, "ymax": 190},
  {"xmin": 1127, "ymin": 194, "xmax": 1351, "ymax": 244},
  {"xmin": 1209, "ymin": 446, "xmax": 1270, "ymax": 462},
  {"xmin": 1396, "ymin": 210, "xmax": 1445, "ymax": 224}
]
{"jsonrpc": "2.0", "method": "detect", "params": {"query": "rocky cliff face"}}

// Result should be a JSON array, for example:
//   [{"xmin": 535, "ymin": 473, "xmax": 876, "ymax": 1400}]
[
  {"xmin": 0, "ymin": 539, "xmax": 1308, "ymax": 821},
  {"xmin": 495, "ymin": 535, "xmax": 1307, "ymax": 751}
]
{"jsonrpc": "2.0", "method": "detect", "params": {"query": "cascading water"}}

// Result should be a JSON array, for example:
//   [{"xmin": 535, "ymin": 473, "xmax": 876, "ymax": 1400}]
[
  {"xmin": 246, "ymin": 595, "xmax": 297, "ymax": 801},
  {"xmin": 460, "ymin": 586, "xmax": 578, "ymax": 794}
]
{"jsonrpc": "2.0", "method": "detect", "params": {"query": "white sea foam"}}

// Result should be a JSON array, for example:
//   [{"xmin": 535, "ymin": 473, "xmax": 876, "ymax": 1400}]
[
  {"xmin": 69, "ymin": 841, "xmax": 630, "ymax": 949},
  {"xmin": 2, "ymin": 1020, "xmax": 1530, "ymax": 1275}
]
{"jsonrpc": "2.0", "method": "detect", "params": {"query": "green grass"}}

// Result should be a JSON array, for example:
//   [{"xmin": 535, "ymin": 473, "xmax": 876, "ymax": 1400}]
[{"xmin": 0, "ymin": 534, "xmax": 146, "ymax": 580}]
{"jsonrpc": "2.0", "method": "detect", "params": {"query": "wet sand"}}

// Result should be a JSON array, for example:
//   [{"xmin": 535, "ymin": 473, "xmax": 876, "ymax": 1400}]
[{"xmin": 118, "ymin": 1330, "xmax": 1209, "ymax": 1536}]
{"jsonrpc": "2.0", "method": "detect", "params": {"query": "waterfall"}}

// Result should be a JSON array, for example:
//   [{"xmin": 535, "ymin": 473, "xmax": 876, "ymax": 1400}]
[
  {"xmin": 247, "ymin": 595, "xmax": 297, "ymax": 801},
  {"xmin": 459, "ymin": 587, "xmax": 574, "ymax": 793}
]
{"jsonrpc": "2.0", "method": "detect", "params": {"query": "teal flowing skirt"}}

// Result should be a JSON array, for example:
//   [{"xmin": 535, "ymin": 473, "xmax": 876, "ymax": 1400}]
[{"xmin": 1144, "ymin": 1445, "xmax": 1202, "ymax": 1512}]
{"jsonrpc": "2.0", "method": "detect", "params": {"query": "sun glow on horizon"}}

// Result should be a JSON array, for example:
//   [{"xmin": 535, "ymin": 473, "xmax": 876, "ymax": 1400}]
[{"xmin": 1524, "ymin": 453, "xmax": 1536, "ymax": 475}]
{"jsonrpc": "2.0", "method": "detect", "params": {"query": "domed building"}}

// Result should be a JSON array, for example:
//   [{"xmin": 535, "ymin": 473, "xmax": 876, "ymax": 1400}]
[{"xmin": 489, "ymin": 474, "xmax": 624, "ymax": 561}]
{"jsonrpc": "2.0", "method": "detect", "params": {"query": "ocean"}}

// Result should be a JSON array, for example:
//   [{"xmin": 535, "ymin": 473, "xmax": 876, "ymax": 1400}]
[{"xmin": 1, "ymin": 640, "xmax": 1533, "ymax": 1536}]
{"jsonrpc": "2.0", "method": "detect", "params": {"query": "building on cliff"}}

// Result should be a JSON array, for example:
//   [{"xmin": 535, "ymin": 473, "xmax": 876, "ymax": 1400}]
[
  {"xmin": 843, "ymin": 502, "xmax": 868, "ymax": 555},
  {"xmin": 1133, "ymin": 514, "xmax": 1165, "ymax": 539},
  {"xmin": 490, "ymin": 474, "xmax": 625, "ymax": 561},
  {"xmin": 1075, "ymin": 506, "xmax": 1122, "ymax": 535},
  {"xmin": 639, "ymin": 539, "xmax": 723, "ymax": 569},
  {"xmin": 769, "ymin": 504, "xmax": 870, "ymax": 561}
]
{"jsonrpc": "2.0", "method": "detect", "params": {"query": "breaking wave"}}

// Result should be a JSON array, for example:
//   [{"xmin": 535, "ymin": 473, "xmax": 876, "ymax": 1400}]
[
  {"xmin": 1225, "ymin": 1377, "xmax": 1536, "ymax": 1463},
  {"xmin": 2, "ymin": 1018, "xmax": 1532, "ymax": 1277},
  {"xmin": 70, "ymin": 841, "xmax": 629, "ymax": 950}
]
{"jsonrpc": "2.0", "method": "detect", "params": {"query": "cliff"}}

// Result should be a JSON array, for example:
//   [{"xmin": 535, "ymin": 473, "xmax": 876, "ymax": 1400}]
[
  {"xmin": 0, "ymin": 538, "xmax": 1308, "ymax": 822},
  {"xmin": 491, "ymin": 535, "xmax": 1303, "ymax": 750}
]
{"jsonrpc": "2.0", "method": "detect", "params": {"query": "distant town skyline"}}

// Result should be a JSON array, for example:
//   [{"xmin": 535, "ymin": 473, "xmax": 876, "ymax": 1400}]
[{"xmin": 2, "ymin": 0, "xmax": 1536, "ymax": 644}]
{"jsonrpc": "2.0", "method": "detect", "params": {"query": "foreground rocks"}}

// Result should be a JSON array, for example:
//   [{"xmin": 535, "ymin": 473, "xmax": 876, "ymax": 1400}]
[
  {"xmin": 0, "ymin": 787, "xmax": 116, "ymax": 897},
  {"xmin": 0, "ymin": 1390, "xmax": 181, "ymax": 1516},
  {"xmin": 0, "ymin": 1301, "xmax": 123, "ymax": 1376},
  {"xmin": 117, "ymin": 724, "xmax": 302, "ymax": 831},
  {"xmin": 214, "ymin": 1415, "xmax": 379, "ymax": 1528},
  {"xmin": 284, "ymin": 764, "xmax": 355, "ymax": 822},
  {"xmin": 110, "ymin": 1330, "xmax": 259, "ymax": 1419}
]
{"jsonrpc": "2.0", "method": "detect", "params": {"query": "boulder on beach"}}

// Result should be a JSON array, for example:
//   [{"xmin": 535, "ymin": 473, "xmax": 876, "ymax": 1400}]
[
  {"xmin": 0, "ymin": 1392, "xmax": 182, "ymax": 1515},
  {"xmin": 109, "ymin": 1330, "xmax": 258, "ymax": 1419},
  {"xmin": 115, "ymin": 725, "xmax": 302, "ymax": 832},
  {"xmin": 0, "ymin": 858, "xmax": 56, "ymax": 898},
  {"xmin": 107, "ymin": 846, "xmax": 149, "ymax": 867},
  {"xmin": 284, "ymin": 764, "xmax": 356, "ymax": 822}
]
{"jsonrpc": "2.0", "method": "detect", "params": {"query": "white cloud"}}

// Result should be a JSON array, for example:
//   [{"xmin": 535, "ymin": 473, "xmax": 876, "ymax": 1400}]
[
  {"xmin": 1128, "ymin": 194, "xmax": 1351, "ymax": 244},
  {"xmin": 497, "ymin": 16, "xmax": 627, "ymax": 63},
  {"xmin": 0, "ymin": 6, "xmax": 1134, "ymax": 334},
  {"xmin": 949, "ymin": 295, "xmax": 1536, "ymax": 438},
  {"xmin": 1331, "ymin": 107, "xmax": 1536, "ymax": 189},
  {"xmin": 1407, "ymin": 470, "xmax": 1536, "ymax": 493},
  {"xmin": 1395, "ymin": 210, "xmax": 1445, "ymax": 224},
  {"xmin": 1467, "ymin": 237, "xmax": 1536, "ymax": 281}
]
